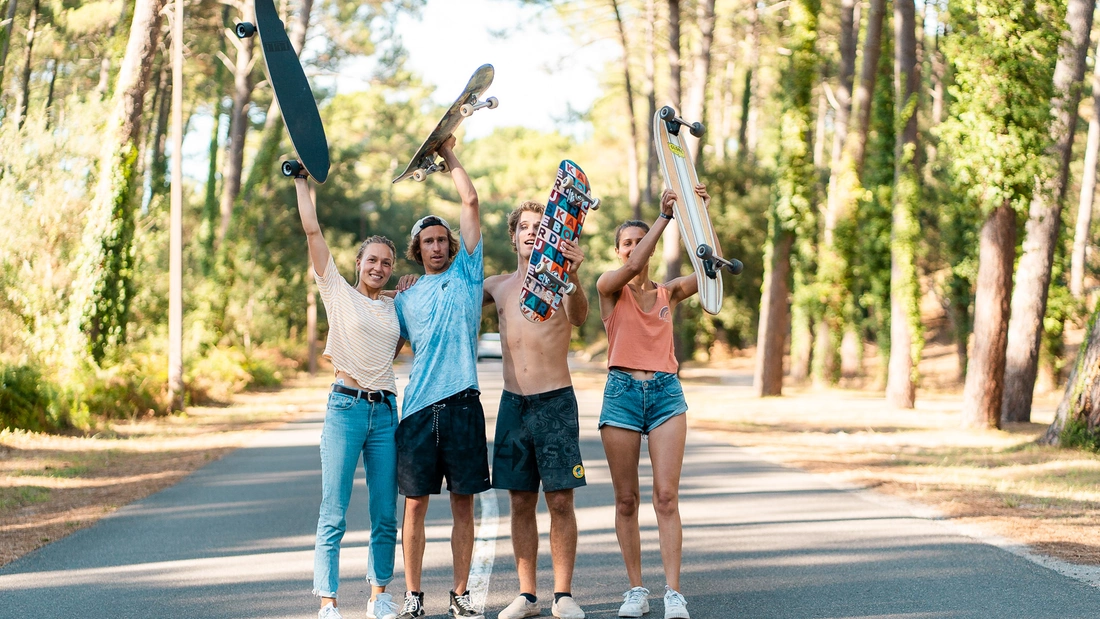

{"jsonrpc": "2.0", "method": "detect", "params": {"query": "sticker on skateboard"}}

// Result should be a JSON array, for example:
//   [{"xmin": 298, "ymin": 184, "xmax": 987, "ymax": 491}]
[{"xmin": 519, "ymin": 160, "xmax": 600, "ymax": 323}]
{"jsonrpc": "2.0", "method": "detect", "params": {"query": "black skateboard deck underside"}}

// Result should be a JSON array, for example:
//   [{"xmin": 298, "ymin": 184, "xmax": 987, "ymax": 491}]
[{"xmin": 255, "ymin": 0, "xmax": 330, "ymax": 183}]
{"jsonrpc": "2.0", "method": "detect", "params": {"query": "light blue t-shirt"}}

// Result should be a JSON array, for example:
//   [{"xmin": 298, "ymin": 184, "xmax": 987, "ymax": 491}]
[{"xmin": 394, "ymin": 236, "xmax": 483, "ymax": 420}]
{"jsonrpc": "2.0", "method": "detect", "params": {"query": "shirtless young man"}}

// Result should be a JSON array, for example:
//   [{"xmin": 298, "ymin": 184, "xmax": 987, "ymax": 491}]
[{"xmin": 482, "ymin": 201, "xmax": 589, "ymax": 619}]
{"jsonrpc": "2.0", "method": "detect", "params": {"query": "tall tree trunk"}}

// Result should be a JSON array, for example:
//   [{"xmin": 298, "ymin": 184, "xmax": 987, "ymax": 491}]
[
  {"xmin": 852, "ymin": 0, "xmax": 886, "ymax": 176},
  {"xmin": 68, "ymin": 0, "xmax": 168, "ymax": 365},
  {"xmin": 15, "ymin": 0, "xmax": 38, "ymax": 129},
  {"xmin": 1002, "ymin": 0, "xmax": 1096, "ymax": 423},
  {"xmin": 0, "ymin": 0, "xmax": 18, "ymax": 96},
  {"xmin": 961, "ymin": 203, "xmax": 1017, "ymax": 429},
  {"xmin": 216, "ymin": 2, "xmax": 256, "ymax": 248},
  {"xmin": 682, "ymin": 0, "xmax": 715, "ymax": 160},
  {"xmin": 168, "ymin": 0, "xmax": 184, "ymax": 412},
  {"xmin": 754, "ymin": 0, "xmax": 820, "ymax": 397},
  {"xmin": 1040, "ymin": 297, "xmax": 1100, "ymax": 445},
  {"xmin": 610, "ymin": 0, "xmax": 641, "ymax": 219},
  {"xmin": 643, "ymin": 0, "xmax": 657, "ymax": 208},
  {"xmin": 737, "ymin": 0, "xmax": 760, "ymax": 162},
  {"xmin": 150, "ymin": 62, "xmax": 172, "ymax": 198},
  {"xmin": 886, "ymin": 0, "xmax": 922, "ymax": 409},
  {"xmin": 43, "ymin": 56, "xmax": 56, "ymax": 126},
  {"xmin": 661, "ymin": 0, "xmax": 684, "ymax": 305},
  {"xmin": 813, "ymin": 0, "xmax": 858, "ymax": 386},
  {"xmin": 1070, "ymin": 38, "xmax": 1100, "ymax": 298}
]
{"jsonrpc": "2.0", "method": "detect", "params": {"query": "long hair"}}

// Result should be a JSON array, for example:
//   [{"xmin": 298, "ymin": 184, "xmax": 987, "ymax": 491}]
[{"xmin": 405, "ymin": 226, "xmax": 459, "ymax": 266}]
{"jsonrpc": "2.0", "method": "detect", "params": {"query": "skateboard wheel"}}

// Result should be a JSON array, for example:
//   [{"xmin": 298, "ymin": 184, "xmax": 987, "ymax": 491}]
[
  {"xmin": 564, "ymin": 282, "xmax": 576, "ymax": 295},
  {"xmin": 560, "ymin": 176, "xmax": 574, "ymax": 190},
  {"xmin": 460, "ymin": 103, "xmax": 474, "ymax": 117},
  {"xmin": 689, "ymin": 121, "xmax": 706, "ymax": 138},
  {"xmin": 438, "ymin": 159, "xmax": 450, "ymax": 174},
  {"xmin": 486, "ymin": 96, "xmax": 499, "ymax": 109},
  {"xmin": 234, "ymin": 22, "xmax": 256, "ymax": 38},
  {"xmin": 534, "ymin": 262, "xmax": 548, "ymax": 275},
  {"xmin": 413, "ymin": 169, "xmax": 427, "ymax": 182},
  {"xmin": 589, "ymin": 198, "xmax": 600, "ymax": 211},
  {"xmin": 696, "ymin": 244, "xmax": 714, "ymax": 260},
  {"xmin": 726, "ymin": 258, "xmax": 744, "ymax": 276},
  {"xmin": 658, "ymin": 106, "xmax": 676, "ymax": 120},
  {"xmin": 282, "ymin": 160, "xmax": 303, "ymax": 178}
]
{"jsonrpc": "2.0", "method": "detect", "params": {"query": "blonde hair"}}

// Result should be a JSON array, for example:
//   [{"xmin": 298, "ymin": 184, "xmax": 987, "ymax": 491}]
[
  {"xmin": 353, "ymin": 235, "xmax": 396, "ymax": 288},
  {"xmin": 507, "ymin": 201, "xmax": 545, "ymax": 251}
]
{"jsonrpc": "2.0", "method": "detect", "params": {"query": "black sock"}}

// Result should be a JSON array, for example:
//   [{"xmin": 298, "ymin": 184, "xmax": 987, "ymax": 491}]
[
  {"xmin": 554, "ymin": 592, "xmax": 572, "ymax": 602},
  {"xmin": 521, "ymin": 593, "xmax": 537, "ymax": 603}
]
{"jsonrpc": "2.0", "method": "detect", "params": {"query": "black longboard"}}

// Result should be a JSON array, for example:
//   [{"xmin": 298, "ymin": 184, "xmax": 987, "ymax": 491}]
[
  {"xmin": 393, "ymin": 64, "xmax": 496, "ymax": 183},
  {"xmin": 236, "ymin": 0, "xmax": 330, "ymax": 183}
]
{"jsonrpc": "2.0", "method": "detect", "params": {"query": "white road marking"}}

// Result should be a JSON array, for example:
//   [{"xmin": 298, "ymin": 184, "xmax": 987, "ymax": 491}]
[{"xmin": 467, "ymin": 488, "xmax": 499, "ymax": 611}]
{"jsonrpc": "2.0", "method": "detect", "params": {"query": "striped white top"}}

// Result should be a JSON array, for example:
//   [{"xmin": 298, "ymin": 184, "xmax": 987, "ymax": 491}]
[{"xmin": 315, "ymin": 255, "xmax": 400, "ymax": 394}]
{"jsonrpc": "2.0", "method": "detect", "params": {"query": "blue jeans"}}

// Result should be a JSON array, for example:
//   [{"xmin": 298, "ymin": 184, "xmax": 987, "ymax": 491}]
[{"xmin": 313, "ymin": 388, "xmax": 398, "ymax": 598}]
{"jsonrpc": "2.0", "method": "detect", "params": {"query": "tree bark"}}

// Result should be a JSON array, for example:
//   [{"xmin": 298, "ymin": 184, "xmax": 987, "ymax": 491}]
[
  {"xmin": 43, "ymin": 56, "xmax": 56, "ymax": 126},
  {"xmin": 682, "ymin": 0, "xmax": 715, "ymax": 161},
  {"xmin": 610, "ymin": 0, "xmax": 641, "ymax": 220},
  {"xmin": 0, "ymin": 0, "xmax": 18, "ymax": 96},
  {"xmin": 1071, "ymin": 37, "xmax": 1100, "ymax": 298},
  {"xmin": 737, "ymin": 0, "xmax": 760, "ymax": 162},
  {"xmin": 661, "ymin": 0, "xmax": 684, "ymax": 304},
  {"xmin": 851, "ymin": 0, "xmax": 886, "ymax": 176},
  {"xmin": 824, "ymin": 0, "xmax": 857, "ymax": 241},
  {"xmin": 1002, "ymin": 0, "xmax": 1096, "ymax": 423},
  {"xmin": 886, "ymin": 0, "xmax": 921, "ymax": 409},
  {"xmin": 15, "ymin": 0, "xmax": 38, "ymax": 129},
  {"xmin": 643, "ymin": 0, "xmax": 657, "ymax": 208},
  {"xmin": 961, "ymin": 203, "xmax": 1017, "ymax": 429},
  {"xmin": 1041, "ymin": 297, "xmax": 1100, "ymax": 445},
  {"xmin": 168, "ymin": 0, "xmax": 184, "ymax": 412},
  {"xmin": 755, "ymin": 229, "xmax": 793, "ymax": 396},
  {"xmin": 69, "ymin": 0, "xmax": 168, "ymax": 365},
  {"xmin": 216, "ymin": 2, "xmax": 256, "ymax": 248}
]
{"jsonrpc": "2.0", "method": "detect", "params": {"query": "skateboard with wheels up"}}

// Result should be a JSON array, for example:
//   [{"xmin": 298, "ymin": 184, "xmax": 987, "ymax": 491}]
[
  {"xmin": 393, "ymin": 64, "xmax": 497, "ymax": 183},
  {"xmin": 519, "ymin": 160, "xmax": 600, "ymax": 323},
  {"xmin": 234, "ymin": 0, "xmax": 329, "ymax": 183},
  {"xmin": 652, "ymin": 105, "xmax": 741, "ymax": 315}
]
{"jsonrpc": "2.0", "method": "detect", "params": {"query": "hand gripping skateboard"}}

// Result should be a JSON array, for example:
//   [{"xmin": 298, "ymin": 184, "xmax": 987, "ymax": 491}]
[
  {"xmin": 393, "ymin": 64, "xmax": 497, "ymax": 183},
  {"xmin": 519, "ymin": 160, "xmax": 600, "ymax": 323},
  {"xmin": 652, "ymin": 105, "xmax": 742, "ymax": 315},
  {"xmin": 235, "ymin": 0, "xmax": 330, "ymax": 183}
]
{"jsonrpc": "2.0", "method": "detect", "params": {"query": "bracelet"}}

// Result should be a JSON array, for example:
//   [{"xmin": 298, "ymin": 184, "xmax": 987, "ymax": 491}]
[{"xmin": 659, "ymin": 212, "xmax": 673, "ymax": 220}]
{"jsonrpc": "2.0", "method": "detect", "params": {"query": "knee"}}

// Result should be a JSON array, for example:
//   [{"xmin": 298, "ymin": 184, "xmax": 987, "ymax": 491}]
[
  {"xmin": 405, "ymin": 496, "xmax": 430, "ymax": 519},
  {"xmin": 652, "ymin": 489, "xmax": 679, "ymax": 518},
  {"xmin": 510, "ymin": 492, "xmax": 539, "ymax": 518},
  {"xmin": 615, "ymin": 492, "xmax": 640, "ymax": 518},
  {"xmin": 544, "ymin": 491, "xmax": 573, "ymax": 518}
]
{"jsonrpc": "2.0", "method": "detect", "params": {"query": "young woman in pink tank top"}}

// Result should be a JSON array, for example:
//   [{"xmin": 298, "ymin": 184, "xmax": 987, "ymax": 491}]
[{"xmin": 595, "ymin": 184, "xmax": 710, "ymax": 619}]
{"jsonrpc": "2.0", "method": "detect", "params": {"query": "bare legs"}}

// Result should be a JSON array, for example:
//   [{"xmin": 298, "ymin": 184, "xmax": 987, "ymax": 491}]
[
  {"xmin": 402, "ymin": 493, "xmax": 477, "ymax": 595},
  {"xmin": 600, "ymin": 415, "xmax": 687, "ymax": 590},
  {"xmin": 509, "ymin": 489, "xmax": 578, "ymax": 597}
]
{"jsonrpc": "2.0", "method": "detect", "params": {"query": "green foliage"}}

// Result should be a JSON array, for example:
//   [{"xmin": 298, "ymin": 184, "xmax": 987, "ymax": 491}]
[
  {"xmin": 0, "ymin": 364, "xmax": 52, "ymax": 432},
  {"xmin": 1059, "ymin": 416, "xmax": 1100, "ymax": 452}
]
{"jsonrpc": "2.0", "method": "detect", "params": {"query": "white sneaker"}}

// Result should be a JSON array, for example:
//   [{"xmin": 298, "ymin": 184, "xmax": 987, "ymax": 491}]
[
  {"xmin": 368, "ymin": 592, "xmax": 399, "ymax": 619},
  {"xmin": 662, "ymin": 586, "xmax": 689, "ymax": 619},
  {"xmin": 318, "ymin": 603, "xmax": 343, "ymax": 619},
  {"xmin": 618, "ymin": 587, "xmax": 650, "ymax": 617},
  {"xmin": 552, "ymin": 595, "xmax": 586, "ymax": 619},
  {"xmin": 498, "ymin": 594, "xmax": 540, "ymax": 619}
]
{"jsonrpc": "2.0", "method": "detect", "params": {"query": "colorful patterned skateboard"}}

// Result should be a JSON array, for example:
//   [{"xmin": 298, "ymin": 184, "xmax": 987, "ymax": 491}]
[
  {"xmin": 235, "ymin": 0, "xmax": 330, "ymax": 183},
  {"xmin": 519, "ymin": 160, "xmax": 600, "ymax": 323},
  {"xmin": 393, "ymin": 64, "xmax": 497, "ymax": 183},
  {"xmin": 652, "ymin": 105, "xmax": 742, "ymax": 315}
]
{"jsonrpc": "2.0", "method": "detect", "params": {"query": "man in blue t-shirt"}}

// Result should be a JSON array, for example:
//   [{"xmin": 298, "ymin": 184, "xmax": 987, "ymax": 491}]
[{"xmin": 392, "ymin": 137, "xmax": 487, "ymax": 619}]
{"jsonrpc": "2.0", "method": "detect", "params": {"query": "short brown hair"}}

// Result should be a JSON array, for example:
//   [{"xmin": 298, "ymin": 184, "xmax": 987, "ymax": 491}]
[
  {"xmin": 405, "ymin": 224, "xmax": 459, "ymax": 266},
  {"xmin": 507, "ymin": 201, "xmax": 545, "ymax": 251}
]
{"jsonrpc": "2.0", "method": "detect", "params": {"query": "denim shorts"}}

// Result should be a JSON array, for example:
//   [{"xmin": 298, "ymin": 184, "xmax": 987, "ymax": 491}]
[{"xmin": 599, "ymin": 370, "xmax": 688, "ymax": 435}]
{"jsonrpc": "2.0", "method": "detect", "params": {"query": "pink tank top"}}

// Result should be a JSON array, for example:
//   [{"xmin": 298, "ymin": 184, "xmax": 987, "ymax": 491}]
[{"xmin": 603, "ymin": 284, "xmax": 678, "ymax": 374}]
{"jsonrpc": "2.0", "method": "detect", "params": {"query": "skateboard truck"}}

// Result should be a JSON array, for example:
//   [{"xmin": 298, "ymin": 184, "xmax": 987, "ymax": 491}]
[
  {"xmin": 658, "ymin": 106, "xmax": 705, "ymax": 138},
  {"xmin": 412, "ymin": 157, "xmax": 450, "ymax": 182},
  {"xmin": 558, "ymin": 176, "xmax": 601, "ymax": 210},
  {"xmin": 460, "ymin": 96, "xmax": 499, "ymax": 117},
  {"xmin": 695, "ymin": 244, "xmax": 743, "ymax": 280},
  {"xmin": 534, "ymin": 262, "xmax": 576, "ymax": 295}
]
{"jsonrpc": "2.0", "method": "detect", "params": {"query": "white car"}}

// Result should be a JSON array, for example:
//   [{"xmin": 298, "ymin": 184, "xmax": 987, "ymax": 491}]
[{"xmin": 477, "ymin": 332, "xmax": 502, "ymax": 360}]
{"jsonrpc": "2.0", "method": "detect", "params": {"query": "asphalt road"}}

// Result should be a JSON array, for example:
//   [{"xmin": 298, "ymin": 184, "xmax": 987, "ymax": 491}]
[{"xmin": 3, "ymin": 362, "xmax": 1100, "ymax": 618}]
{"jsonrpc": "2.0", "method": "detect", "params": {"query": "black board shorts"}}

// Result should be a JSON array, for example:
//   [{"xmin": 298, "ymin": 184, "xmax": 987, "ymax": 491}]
[
  {"xmin": 492, "ymin": 386, "xmax": 586, "ymax": 493},
  {"xmin": 396, "ymin": 389, "xmax": 491, "ymax": 496}
]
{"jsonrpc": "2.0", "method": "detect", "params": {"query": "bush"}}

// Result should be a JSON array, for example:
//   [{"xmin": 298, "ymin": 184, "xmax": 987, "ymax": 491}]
[
  {"xmin": 186, "ymin": 346, "xmax": 290, "ymax": 404},
  {"xmin": 0, "ymin": 364, "xmax": 52, "ymax": 431}
]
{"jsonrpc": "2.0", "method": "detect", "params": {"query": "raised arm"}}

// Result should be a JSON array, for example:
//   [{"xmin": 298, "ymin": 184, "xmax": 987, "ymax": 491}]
[
  {"xmin": 595, "ymin": 189, "xmax": 676, "ymax": 298},
  {"xmin": 561, "ymin": 238, "xmax": 589, "ymax": 326},
  {"xmin": 666, "ymin": 183, "xmax": 710, "ymax": 305},
  {"xmin": 438, "ymin": 136, "xmax": 480, "ymax": 252},
  {"xmin": 295, "ymin": 176, "xmax": 331, "ymax": 277}
]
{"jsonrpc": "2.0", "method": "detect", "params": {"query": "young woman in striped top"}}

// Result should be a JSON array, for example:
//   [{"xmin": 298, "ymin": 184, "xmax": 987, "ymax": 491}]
[
  {"xmin": 294, "ymin": 176, "xmax": 402, "ymax": 619},
  {"xmin": 595, "ymin": 185, "xmax": 709, "ymax": 619}
]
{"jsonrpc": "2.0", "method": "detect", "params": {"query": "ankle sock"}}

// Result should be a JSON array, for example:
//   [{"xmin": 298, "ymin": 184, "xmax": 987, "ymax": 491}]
[
  {"xmin": 521, "ymin": 593, "xmax": 537, "ymax": 603},
  {"xmin": 554, "ymin": 592, "xmax": 572, "ymax": 602}
]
